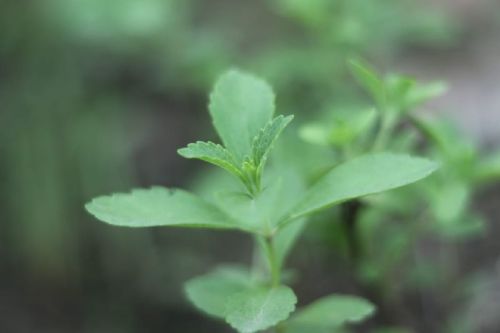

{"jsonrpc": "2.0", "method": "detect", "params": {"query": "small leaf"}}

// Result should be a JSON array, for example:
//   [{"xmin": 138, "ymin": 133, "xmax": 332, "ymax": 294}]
[
  {"xmin": 299, "ymin": 123, "xmax": 331, "ymax": 146},
  {"xmin": 252, "ymin": 115, "xmax": 294, "ymax": 172},
  {"xmin": 431, "ymin": 181, "xmax": 469, "ymax": 224},
  {"xmin": 290, "ymin": 153, "xmax": 439, "ymax": 219},
  {"xmin": 405, "ymin": 81, "xmax": 447, "ymax": 108},
  {"xmin": 209, "ymin": 69, "xmax": 275, "ymax": 161},
  {"xmin": 85, "ymin": 187, "xmax": 247, "ymax": 231},
  {"xmin": 185, "ymin": 266, "xmax": 254, "ymax": 318},
  {"xmin": 387, "ymin": 75, "xmax": 447, "ymax": 112},
  {"xmin": 225, "ymin": 285, "xmax": 297, "ymax": 333},
  {"xmin": 285, "ymin": 294, "xmax": 375, "ymax": 333},
  {"xmin": 476, "ymin": 151, "xmax": 500, "ymax": 183},
  {"xmin": 178, "ymin": 141, "xmax": 243, "ymax": 178},
  {"xmin": 348, "ymin": 59, "xmax": 386, "ymax": 109}
]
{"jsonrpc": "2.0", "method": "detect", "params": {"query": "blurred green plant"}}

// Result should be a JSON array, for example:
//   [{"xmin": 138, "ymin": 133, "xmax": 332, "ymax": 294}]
[{"xmin": 297, "ymin": 60, "xmax": 500, "ymax": 332}]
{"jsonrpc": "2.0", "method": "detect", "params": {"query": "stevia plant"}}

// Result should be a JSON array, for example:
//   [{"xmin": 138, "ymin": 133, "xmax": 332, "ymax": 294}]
[{"xmin": 85, "ymin": 69, "xmax": 439, "ymax": 333}]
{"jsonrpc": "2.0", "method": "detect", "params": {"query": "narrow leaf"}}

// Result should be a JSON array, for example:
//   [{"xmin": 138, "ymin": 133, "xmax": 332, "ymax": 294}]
[
  {"xmin": 252, "ymin": 115, "xmax": 294, "ymax": 171},
  {"xmin": 285, "ymin": 294, "xmax": 375, "ymax": 333},
  {"xmin": 406, "ymin": 81, "xmax": 447, "ymax": 108},
  {"xmin": 290, "ymin": 153, "xmax": 439, "ymax": 219},
  {"xmin": 225, "ymin": 286, "xmax": 297, "ymax": 333},
  {"xmin": 348, "ymin": 59, "xmax": 386, "ymax": 108},
  {"xmin": 85, "ymin": 187, "xmax": 246, "ymax": 231},
  {"xmin": 178, "ymin": 141, "xmax": 243, "ymax": 178},
  {"xmin": 209, "ymin": 69, "xmax": 275, "ymax": 161},
  {"xmin": 185, "ymin": 266, "xmax": 253, "ymax": 318}
]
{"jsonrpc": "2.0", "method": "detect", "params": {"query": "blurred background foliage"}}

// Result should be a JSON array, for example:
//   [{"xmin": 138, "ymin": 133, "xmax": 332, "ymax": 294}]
[{"xmin": 1, "ymin": 0, "xmax": 500, "ymax": 332}]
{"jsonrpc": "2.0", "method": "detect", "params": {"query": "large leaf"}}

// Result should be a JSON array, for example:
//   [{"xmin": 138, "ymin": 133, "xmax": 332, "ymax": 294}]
[
  {"xmin": 285, "ymin": 294, "xmax": 375, "ymax": 333},
  {"xmin": 209, "ymin": 70, "xmax": 275, "ymax": 161},
  {"xmin": 225, "ymin": 285, "xmax": 297, "ymax": 333},
  {"xmin": 178, "ymin": 141, "xmax": 243, "ymax": 178},
  {"xmin": 185, "ymin": 266, "xmax": 254, "ymax": 318},
  {"xmin": 290, "ymin": 153, "xmax": 439, "ymax": 219},
  {"xmin": 85, "ymin": 187, "xmax": 247, "ymax": 231}
]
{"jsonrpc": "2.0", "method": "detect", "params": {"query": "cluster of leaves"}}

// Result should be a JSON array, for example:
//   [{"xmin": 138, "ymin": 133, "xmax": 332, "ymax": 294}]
[
  {"xmin": 86, "ymin": 69, "xmax": 439, "ymax": 332},
  {"xmin": 298, "ymin": 60, "xmax": 500, "ymax": 331}
]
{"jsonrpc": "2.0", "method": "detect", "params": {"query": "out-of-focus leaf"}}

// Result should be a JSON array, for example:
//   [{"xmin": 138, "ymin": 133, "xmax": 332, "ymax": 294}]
[
  {"xmin": 431, "ymin": 181, "xmax": 469, "ymax": 224},
  {"xmin": 405, "ymin": 81, "xmax": 447, "ymax": 109},
  {"xmin": 225, "ymin": 285, "xmax": 297, "ymax": 333},
  {"xmin": 386, "ymin": 74, "xmax": 447, "ymax": 112},
  {"xmin": 329, "ymin": 108, "xmax": 377, "ymax": 146},
  {"xmin": 290, "ymin": 153, "xmax": 439, "ymax": 219},
  {"xmin": 434, "ymin": 214, "xmax": 486, "ymax": 240},
  {"xmin": 349, "ymin": 59, "xmax": 386, "ymax": 109},
  {"xmin": 285, "ymin": 294, "xmax": 375, "ymax": 333},
  {"xmin": 209, "ymin": 70, "xmax": 275, "ymax": 162},
  {"xmin": 300, "ymin": 108, "xmax": 376, "ymax": 148},
  {"xmin": 475, "ymin": 151, "xmax": 500, "ymax": 183},
  {"xmin": 299, "ymin": 123, "xmax": 331, "ymax": 146},
  {"xmin": 85, "ymin": 187, "xmax": 248, "ymax": 231},
  {"xmin": 185, "ymin": 266, "xmax": 254, "ymax": 318}
]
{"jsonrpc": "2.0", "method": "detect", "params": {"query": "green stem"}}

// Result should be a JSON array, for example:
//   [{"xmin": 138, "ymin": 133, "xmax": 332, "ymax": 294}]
[
  {"xmin": 259, "ymin": 235, "xmax": 281, "ymax": 287},
  {"xmin": 372, "ymin": 106, "xmax": 401, "ymax": 152}
]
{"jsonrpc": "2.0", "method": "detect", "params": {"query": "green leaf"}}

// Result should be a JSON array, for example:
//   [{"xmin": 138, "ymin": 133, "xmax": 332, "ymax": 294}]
[
  {"xmin": 209, "ymin": 69, "xmax": 275, "ymax": 161},
  {"xmin": 178, "ymin": 141, "xmax": 243, "ymax": 178},
  {"xmin": 85, "ymin": 187, "xmax": 246, "ymax": 231},
  {"xmin": 476, "ymin": 151, "xmax": 500, "ymax": 183},
  {"xmin": 386, "ymin": 75, "xmax": 447, "ymax": 112},
  {"xmin": 405, "ymin": 81, "xmax": 447, "ymax": 108},
  {"xmin": 185, "ymin": 266, "xmax": 254, "ymax": 318},
  {"xmin": 285, "ymin": 294, "xmax": 375, "ymax": 333},
  {"xmin": 252, "ymin": 115, "xmax": 294, "ymax": 174},
  {"xmin": 299, "ymin": 123, "xmax": 331, "ymax": 146},
  {"xmin": 225, "ymin": 285, "xmax": 297, "ymax": 333},
  {"xmin": 431, "ymin": 181, "xmax": 469, "ymax": 224},
  {"xmin": 348, "ymin": 59, "xmax": 386, "ymax": 108},
  {"xmin": 290, "ymin": 153, "xmax": 439, "ymax": 219}
]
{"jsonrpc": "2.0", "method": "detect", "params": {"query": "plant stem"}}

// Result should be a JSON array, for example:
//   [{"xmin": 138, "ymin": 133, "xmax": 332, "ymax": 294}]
[
  {"xmin": 341, "ymin": 200, "xmax": 363, "ymax": 264},
  {"xmin": 373, "ymin": 110, "xmax": 398, "ymax": 151},
  {"xmin": 259, "ymin": 235, "xmax": 281, "ymax": 287}
]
